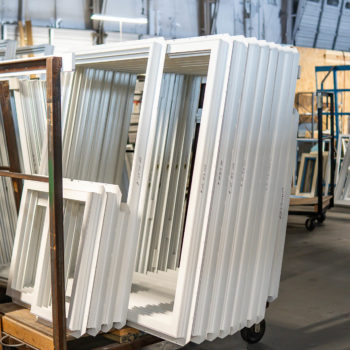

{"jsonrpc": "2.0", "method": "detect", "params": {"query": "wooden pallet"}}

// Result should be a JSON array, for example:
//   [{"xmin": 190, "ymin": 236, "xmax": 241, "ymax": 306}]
[
  {"xmin": 289, "ymin": 195, "xmax": 332, "ymax": 212},
  {"xmin": 0, "ymin": 303, "xmax": 160, "ymax": 350}
]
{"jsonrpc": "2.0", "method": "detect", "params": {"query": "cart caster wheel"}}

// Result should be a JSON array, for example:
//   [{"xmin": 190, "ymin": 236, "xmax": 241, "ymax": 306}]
[
  {"xmin": 305, "ymin": 218, "xmax": 316, "ymax": 231},
  {"xmin": 240, "ymin": 319, "xmax": 266, "ymax": 344},
  {"xmin": 317, "ymin": 213, "xmax": 326, "ymax": 223}
]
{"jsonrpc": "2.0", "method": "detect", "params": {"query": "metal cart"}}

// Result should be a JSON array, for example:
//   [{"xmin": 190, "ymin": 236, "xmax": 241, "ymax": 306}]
[{"xmin": 289, "ymin": 92, "xmax": 335, "ymax": 231}]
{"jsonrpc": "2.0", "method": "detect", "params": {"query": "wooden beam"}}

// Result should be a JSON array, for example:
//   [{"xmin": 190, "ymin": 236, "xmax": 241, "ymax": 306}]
[
  {"xmin": 2, "ymin": 316, "xmax": 54, "ymax": 350},
  {"xmin": 0, "ymin": 81, "xmax": 23, "ymax": 211},
  {"xmin": 25, "ymin": 20, "xmax": 34, "ymax": 47},
  {"xmin": 18, "ymin": 21, "xmax": 25, "ymax": 47},
  {"xmin": 46, "ymin": 56, "xmax": 67, "ymax": 350}
]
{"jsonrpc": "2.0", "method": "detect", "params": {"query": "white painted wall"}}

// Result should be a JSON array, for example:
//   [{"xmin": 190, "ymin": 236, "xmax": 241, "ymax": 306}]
[{"xmin": 0, "ymin": 0, "xmax": 282, "ymax": 42}]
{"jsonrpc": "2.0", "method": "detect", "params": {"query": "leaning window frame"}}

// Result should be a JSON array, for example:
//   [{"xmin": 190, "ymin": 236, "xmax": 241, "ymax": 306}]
[
  {"xmin": 296, "ymin": 153, "xmax": 318, "ymax": 197},
  {"xmin": 126, "ymin": 35, "xmax": 233, "ymax": 344},
  {"xmin": 9, "ymin": 180, "xmax": 105, "ymax": 324}
]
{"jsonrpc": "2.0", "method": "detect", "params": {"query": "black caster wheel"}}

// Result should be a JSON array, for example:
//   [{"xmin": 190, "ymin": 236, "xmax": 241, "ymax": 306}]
[
  {"xmin": 305, "ymin": 218, "xmax": 316, "ymax": 231},
  {"xmin": 317, "ymin": 213, "xmax": 326, "ymax": 223},
  {"xmin": 240, "ymin": 319, "xmax": 266, "ymax": 344}
]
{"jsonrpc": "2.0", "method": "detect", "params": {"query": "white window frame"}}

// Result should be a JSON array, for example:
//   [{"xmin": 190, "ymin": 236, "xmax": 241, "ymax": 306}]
[
  {"xmin": 126, "ymin": 35, "xmax": 234, "ymax": 344},
  {"xmin": 296, "ymin": 153, "xmax": 318, "ymax": 197},
  {"xmin": 8, "ymin": 179, "xmax": 105, "ymax": 308}
]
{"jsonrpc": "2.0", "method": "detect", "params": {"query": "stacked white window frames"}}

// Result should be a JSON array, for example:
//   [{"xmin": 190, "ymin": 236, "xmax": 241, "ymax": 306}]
[
  {"xmin": 7, "ymin": 36, "xmax": 299, "ymax": 344},
  {"xmin": 127, "ymin": 35, "xmax": 233, "ymax": 344},
  {"xmin": 31, "ymin": 182, "xmax": 122, "ymax": 337},
  {"xmin": 0, "ymin": 73, "xmax": 74, "ymax": 267},
  {"xmin": 9, "ymin": 39, "xmax": 168, "ymax": 336},
  {"xmin": 7, "ymin": 179, "xmax": 124, "ymax": 337},
  {"xmin": 127, "ymin": 36, "xmax": 299, "ymax": 345}
]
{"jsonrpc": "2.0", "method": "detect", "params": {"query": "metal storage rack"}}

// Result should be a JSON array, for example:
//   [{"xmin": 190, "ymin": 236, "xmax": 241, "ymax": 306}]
[
  {"xmin": 289, "ymin": 92, "xmax": 335, "ymax": 231},
  {"xmin": 315, "ymin": 65, "xmax": 350, "ymax": 141},
  {"xmin": 295, "ymin": 91, "xmax": 316, "ymax": 138}
]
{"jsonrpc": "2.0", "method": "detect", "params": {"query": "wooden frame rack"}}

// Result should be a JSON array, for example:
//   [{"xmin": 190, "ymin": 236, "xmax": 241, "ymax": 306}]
[
  {"xmin": 0, "ymin": 302, "xmax": 160, "ymax": 350},
  {"xmin": 0, "ymin": 56, "xmax": 66, "ymax": 349},
  {"xmin": 0, "ymin": 56, "xmax": 163, "ymax": 350}
]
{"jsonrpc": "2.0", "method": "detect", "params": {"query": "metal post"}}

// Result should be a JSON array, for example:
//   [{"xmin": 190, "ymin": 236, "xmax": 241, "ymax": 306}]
[
  {"xmin": 317, "ymin": 92, "xmax": 323, "ymax": 218},
  {"xmin": 46, "ymin": 57, "xmax": 67, "ymax": 350},
  {"xmin": 0, "ymin": 81, "xmax": 23, "ymax": 211},
  {"xmin": 311, "ymin": 92, "xmax": 315, "ymax": 138},
  {"xmin": 332, "ymin": 69, "xmax": 340, "ymax": 141},
  {"xmin": 329, "ymin": 93, "xmax": 335, "ymax": 208}
]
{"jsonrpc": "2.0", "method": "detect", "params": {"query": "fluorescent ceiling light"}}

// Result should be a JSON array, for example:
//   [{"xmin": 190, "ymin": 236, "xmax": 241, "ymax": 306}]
[{"xmin": 91, "ymin": 14, "xmax": 148, "ymax": 24}]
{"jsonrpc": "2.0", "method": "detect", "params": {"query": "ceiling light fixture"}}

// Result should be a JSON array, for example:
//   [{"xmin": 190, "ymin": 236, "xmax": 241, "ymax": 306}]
[{"xmin": 91, "ymin": 14, "xmax": 148, "ymax": 24}]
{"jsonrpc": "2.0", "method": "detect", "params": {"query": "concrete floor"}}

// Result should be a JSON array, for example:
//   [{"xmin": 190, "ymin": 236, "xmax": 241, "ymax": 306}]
[{"xmin": 146, "ymin": 207, "xmax": 350, "ymax": 350}]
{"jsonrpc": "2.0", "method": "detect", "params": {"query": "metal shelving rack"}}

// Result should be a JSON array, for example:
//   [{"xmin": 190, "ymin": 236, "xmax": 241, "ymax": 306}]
[
  {"xmin": 295, "ymin": 91, "xmax": 316, "ymax": 138},
  {"xmin": 315, "ymin": 65, "xmax": 350, "ymax": 141}
]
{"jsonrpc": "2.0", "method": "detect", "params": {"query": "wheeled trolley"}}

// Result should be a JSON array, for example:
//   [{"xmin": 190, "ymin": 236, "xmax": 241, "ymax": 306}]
[{"xmin": 289, "ymin": 92, "xmax": 335, "ymax": 231}]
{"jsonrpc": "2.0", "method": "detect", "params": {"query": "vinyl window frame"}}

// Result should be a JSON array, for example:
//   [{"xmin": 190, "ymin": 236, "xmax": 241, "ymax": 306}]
[{"xmin": 126, "ymin": 35, "xmax": 233, "ymax": 344}]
